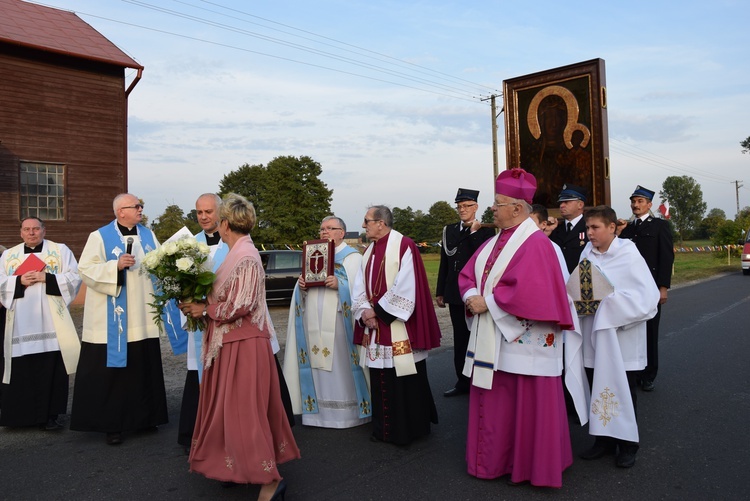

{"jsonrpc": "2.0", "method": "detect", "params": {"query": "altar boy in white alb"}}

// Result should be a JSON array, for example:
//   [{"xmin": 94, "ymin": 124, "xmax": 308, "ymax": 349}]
[
  {"xmin": 573, "ymin": 206, "xmax": 659, "ymax": 469},
  {"xmin": 0, "ymin": 217, "xmax": 81, "ymax": 431}
]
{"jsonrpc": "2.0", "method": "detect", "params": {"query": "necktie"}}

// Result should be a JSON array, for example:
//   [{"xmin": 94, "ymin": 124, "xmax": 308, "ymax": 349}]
[
  {"xmin": 635, "ymin": 218, "xmax": 642, "ymax": 228},
  {"xmin": 566, "ymin": 222, "xmax": 573, "ymax": 233}
]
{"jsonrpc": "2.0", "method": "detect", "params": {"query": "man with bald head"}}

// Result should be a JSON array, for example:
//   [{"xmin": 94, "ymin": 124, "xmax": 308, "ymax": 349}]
[{"xmin": 70, "ymin": 193, "xmax": 168, "ymax": 445}]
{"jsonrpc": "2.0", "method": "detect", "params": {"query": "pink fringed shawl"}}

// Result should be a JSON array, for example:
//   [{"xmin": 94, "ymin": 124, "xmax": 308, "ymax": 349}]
[{"xmin": 203, "ymin": 235, "xmax": 269, "ymax": 368}]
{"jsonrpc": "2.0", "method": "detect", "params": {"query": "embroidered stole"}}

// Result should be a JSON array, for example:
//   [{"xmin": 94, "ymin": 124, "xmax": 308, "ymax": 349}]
[
  {"xmin": 463, "ymin": 218, "xmax": 538, "ymax": 389},
  {"xmin": 361, "ymin": 231, "xmax": 417, "ymax": 377},
  {"xmin": 292, "ymin": 245, "xmax": 371, "ymax": 417},
  {"xmin": 588, "ymin": 324, "xmax": 639, "ymax": 442},
  {"xmin": 2, "ymin": 241, "xmax": 81, "ymax": 384},
  {"xmin": 99, "ymin": 222, "xmax": 156, "ymax": 368}
]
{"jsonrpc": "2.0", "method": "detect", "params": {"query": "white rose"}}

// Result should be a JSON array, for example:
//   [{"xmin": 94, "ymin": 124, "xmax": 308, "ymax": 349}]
[
  {"xmin": 163, "ymin": 241, "xmax": 179, "ymax": 255},
  {"xmin": 175, "ymin": 257, "xmax": 194, "ymax": 272},
  {"xmin": 178, "ymin": 237, "xmax": 196, "ymax": 250},
  {"xmin": 143, "ymin": 252, "xmax": 159, "ymax": 269},
  {"xmin": 197, "ymin": 243, "xmax": 210, "ymax": 255}
]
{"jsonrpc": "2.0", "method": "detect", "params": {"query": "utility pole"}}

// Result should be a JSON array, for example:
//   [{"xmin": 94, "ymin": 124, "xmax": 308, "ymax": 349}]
[
  {"xmin": 732, "ymin": 180, "xmax": 744, "ymax": 216},
  {"xmin": 481, "ymin": 94, "xmax": 502, "ymax": 182}
]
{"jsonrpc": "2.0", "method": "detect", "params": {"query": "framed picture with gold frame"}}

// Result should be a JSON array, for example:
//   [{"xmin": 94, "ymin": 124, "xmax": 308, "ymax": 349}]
[{"xmin": 503, "ymin": 58, "xmax": 610, "ymax": 211}]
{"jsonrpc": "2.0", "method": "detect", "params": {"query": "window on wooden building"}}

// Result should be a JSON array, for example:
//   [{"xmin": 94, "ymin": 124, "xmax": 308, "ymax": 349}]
[{"xmin": 20, "ymin": 162, "xmax": 66, "ymax": 220}]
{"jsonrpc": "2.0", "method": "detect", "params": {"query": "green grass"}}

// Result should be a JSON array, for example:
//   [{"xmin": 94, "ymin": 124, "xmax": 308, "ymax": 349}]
[{"xmin": 420, "ymin": 240, "xmax": 740, "ymax": 294}]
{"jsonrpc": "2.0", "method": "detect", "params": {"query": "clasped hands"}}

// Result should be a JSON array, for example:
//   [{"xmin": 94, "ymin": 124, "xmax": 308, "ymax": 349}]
[
  {"xmin": 19, "ymin": 271, "xmax": 45, "ymax": 287},
  {"xmin": 464, "ymin": 295, "xmax": 488, "ymax": 316},
  {"xmin": 360, "ymin": 309, "xmax": 378, "ymax": 330}
]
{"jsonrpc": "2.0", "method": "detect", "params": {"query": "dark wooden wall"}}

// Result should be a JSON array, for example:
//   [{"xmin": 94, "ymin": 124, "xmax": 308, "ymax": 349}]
[{"xmin": 0, "ymin": 43, "xmax": 130, "ymax": 257}]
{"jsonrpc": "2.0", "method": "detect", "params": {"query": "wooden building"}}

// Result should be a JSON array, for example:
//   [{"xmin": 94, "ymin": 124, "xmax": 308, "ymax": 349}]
[{"xmin": 0, "ymin": 0, "xmax": 143, "ymax": 256}]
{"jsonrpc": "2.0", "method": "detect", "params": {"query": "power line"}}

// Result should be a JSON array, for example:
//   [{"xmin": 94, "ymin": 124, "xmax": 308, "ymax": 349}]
[
  {"xmin": 193, "ymin": 0, "xmax": 500, "ymax": 95},
  {"xmin": 36, "ymin": 4, "xmax": 482, "ymax": 103},
  {"xmin": 122, "ymin": 0, "xmax": 488, "ymax": 99},
  {"xmin": 610, "ymin": 138, "xmax": 733, "ymax": 184}
]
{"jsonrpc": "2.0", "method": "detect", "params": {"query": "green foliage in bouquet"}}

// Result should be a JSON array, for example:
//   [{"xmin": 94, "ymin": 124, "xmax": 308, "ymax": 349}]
[{"xmin": 141, "ymin": 237, "xmax": 216, "ymax": 332}]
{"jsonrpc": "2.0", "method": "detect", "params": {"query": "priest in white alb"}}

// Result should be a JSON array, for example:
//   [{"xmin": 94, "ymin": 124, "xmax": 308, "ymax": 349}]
[
  {"xmin": 352, "ymin": 205, "xmax": 441, "ymax": 445},
  {"xmin": 70, "ymin": 193, "xmax": 168, "ymax": 446},
  {"xmin": 0, "ymin": 217, "xmax": 81, "ymax": 431},
  {"xmin": 284, "ymin": 216, "xmax": 371, "ymax": 429}
]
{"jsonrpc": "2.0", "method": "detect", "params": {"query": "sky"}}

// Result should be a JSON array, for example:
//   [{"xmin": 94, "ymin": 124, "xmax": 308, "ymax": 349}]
[{"xmin": 31, "ymin": 0, "xmax": 750, "ymax": 235}]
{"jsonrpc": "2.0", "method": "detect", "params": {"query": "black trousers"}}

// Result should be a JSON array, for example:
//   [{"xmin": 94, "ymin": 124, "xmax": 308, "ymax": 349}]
[
  {"xmin": 642, "ymin": 303, "xmax": 661, "ymax": 382},
  {"xmin": 448, "ymin": 303, "xmax": 471, "ymax": 391}
]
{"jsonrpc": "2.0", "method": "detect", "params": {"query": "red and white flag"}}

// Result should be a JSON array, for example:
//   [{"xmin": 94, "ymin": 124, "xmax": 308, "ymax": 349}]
[{"xmin": 658, "ymin": 201, "xmax": 670, "ymax": 219}]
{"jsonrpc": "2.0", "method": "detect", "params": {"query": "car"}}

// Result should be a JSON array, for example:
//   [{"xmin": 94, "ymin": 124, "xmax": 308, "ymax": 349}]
[
  {"xmin": 259, "ymin": 249, "xmax": 303, "ymax": 303},
  {"xmin": 742, "ymin": 227, "xmax": 750, "ymax": 276}
]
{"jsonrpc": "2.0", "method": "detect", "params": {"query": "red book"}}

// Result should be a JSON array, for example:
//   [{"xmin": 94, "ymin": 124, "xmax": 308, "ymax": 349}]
[
  {"xmin": 13, "ymin": 253, "xmax": 46, "ymax": 275},
  {"xmin": 302, "ymin": 239, "xmax": 334, "ymax": 287}
]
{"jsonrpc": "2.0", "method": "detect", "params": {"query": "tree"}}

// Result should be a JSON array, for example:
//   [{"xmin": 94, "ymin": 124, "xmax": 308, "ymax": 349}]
[
  {"xmin": 427, "ymin": 201, "xmax": 458, "ymax": 242},
  {"xmin": 659, "ymin": 176, "xmax": 707, "ymax": 243},
  {"xmin": 392, "ymin": 206, "xmax": 417, "ymax": 239},
  {"xmin": 741, "ymin": 136, "xmax": 750, "ymax": 155},
  {"xmin": 219, "ymin": 155, "xmax": 332, "ymax": 245},
  {"xmin": 712, "ymin": 219, "xmax": 742, "ymax": 247},
  {"xmin": 151, "ymin": 204, "xmax": 200, "ymax": 242},
  {"xmin": 481, "ymin": 206, "xmax": 494, "ymax": 224},
  {"xmin": 695, "ymin": 208, "xmax": 726, "ymax": 239}
]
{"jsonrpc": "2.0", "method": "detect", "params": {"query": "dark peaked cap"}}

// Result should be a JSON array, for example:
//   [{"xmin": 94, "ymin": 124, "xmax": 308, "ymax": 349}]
[
  {"xmin": 557, "ymin": 184, "xmax": 587, "ymax": 203},
  {"xmin": 455, "ymin": 188, "xmax": 479, "ymax": 203},
  {"xmin": 630, "ymin": 185, "xmax": 655, "ymax": 201}
]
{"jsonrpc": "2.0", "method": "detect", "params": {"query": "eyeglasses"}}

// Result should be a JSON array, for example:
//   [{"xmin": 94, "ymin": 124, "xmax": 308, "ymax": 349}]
[
  {"xmin": 121, "ymin": 204, "xmax": 144, "ymax": 210},
  {"xmin": 319, "ymin": 227, "xmax": 343, "ymax": 232},
  {"xmin": 363, "ymin": 218, "xmax": 381, "ymax": 224},
  {"xmin": 492, "ymin": 202, "xmax": 518, "ymax": 208},
  {"xmin": 456, "ymin": 203, "xmax": 477, "ymax": 210}
]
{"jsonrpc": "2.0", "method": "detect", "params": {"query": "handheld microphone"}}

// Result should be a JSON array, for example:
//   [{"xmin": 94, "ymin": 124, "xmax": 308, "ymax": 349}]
[{"xmin": 125, "ymin": 237, "xmax": 134, "ymax": 269}]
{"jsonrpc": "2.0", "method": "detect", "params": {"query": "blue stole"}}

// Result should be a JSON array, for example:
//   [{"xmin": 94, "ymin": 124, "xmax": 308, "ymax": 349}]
[
  {"xmin": 99, "ymin": 221, "xmax": 156, "ymax": 368},
  {"xmin": 293, "ymin": 245, "xmax": 371, "ymax": 418}
]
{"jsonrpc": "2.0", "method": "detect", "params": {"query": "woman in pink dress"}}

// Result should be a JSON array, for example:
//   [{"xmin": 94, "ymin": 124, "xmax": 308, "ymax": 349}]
[{"xmin": 181, "ymin": 193, "xmax": 300, "ymax": 501}]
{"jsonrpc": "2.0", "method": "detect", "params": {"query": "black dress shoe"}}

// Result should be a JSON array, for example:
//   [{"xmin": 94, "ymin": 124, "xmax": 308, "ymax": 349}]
[
  {"xmin": 641, "ymin": 380, "xmax": 655, "ymax": 392},
  {"xmin": 106, "ymin": 432, "xmax": 123, "ymax": 445},
  {"xmin": 443, "ymin": 387, "xmax": 469, "ymax": 397},
  {"xmin": 616, "ymin": 445, "xmax": 638, "ymax": 468},
  {"xmin": 580, "ymin": 440, "xmax": 615, "ymax": 460},
  {"xmin": 42, "ymin": 417, "xmax": 63, "ymax": 431}
]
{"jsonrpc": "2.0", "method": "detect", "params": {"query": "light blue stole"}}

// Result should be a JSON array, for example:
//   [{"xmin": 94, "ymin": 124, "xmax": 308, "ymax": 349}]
[
  {"xmin": 292, "ymin": 245, "xmax": 371, "ymax": 418},
  {"xmin": 99, "ymin": 221, "xmax": 156, "ymax": 368},
  {"xmin": 186, "ymin": 232, "xmax": 228, "ymax": 382}
]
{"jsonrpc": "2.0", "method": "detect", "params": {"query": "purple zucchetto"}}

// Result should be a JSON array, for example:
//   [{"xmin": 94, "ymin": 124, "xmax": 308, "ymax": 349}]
[{"xmin": 495, "ymin": 168, "xmax": 537, "ymax": 204}]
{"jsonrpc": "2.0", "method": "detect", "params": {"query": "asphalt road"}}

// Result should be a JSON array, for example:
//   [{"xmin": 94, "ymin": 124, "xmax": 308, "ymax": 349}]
[{"xmin": 0, "ymin": 272, "xmax": 748, "ymax": 500}]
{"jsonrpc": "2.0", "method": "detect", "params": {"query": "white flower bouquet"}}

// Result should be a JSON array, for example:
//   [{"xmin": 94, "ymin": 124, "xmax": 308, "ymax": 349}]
[{"xmin": 141, "ymin": 236, "xmax": 215, "ymax": 332}]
